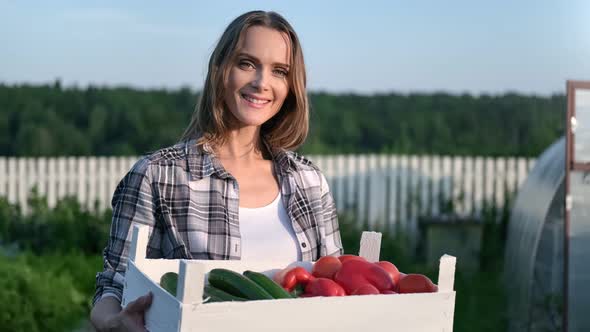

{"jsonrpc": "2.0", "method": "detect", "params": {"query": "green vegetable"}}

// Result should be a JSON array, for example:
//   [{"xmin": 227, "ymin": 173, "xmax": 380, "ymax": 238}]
[
  {"xmin": 243, "ymin": 270, "xmax": 293, "ymax": 299},
  {"xmin": 160, "ymin": 272, "xmax": 178, "ymax": 296},
  {"xmin": 208, "ymin": 268, "xmax": 273, "ymax": 300},
  {"xmin": 203, "ymin": 284, "xmax": 248, "ymax": 303}
]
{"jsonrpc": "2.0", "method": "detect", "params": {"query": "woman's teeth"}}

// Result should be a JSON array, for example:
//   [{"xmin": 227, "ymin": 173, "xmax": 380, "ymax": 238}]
[{"xmin": 243, "ymin": 94, "xmax": 269, "ymax": 104}]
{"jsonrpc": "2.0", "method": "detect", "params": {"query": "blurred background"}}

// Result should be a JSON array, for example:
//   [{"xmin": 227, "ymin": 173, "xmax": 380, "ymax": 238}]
[{"xmin": 1, "ymin": 0, "xmax": 589, "ymax": 331}]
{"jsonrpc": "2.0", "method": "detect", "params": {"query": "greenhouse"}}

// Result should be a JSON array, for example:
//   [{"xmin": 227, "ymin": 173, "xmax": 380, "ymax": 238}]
[{"xmin": 504, "ymin": 81, "xmax": 590, "ymax": 332}]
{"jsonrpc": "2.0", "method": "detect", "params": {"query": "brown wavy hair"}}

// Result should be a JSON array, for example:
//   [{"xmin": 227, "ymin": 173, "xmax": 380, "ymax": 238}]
[{"xmin": 180, "ymin": 11, "xmax": 309, "ymax": 152}]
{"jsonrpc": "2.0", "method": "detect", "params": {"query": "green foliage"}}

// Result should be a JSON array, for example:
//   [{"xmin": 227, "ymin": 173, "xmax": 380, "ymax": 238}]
[
  {"xmin": 0, "ymin": 83, "xmax": 564, "ymax": 157},
  {"xmin": 0, "ymin": 189, "xmax": 111, "ymax": 255},
  {"xmin": 0, "ymin": 252, "xmax": 102, "ymax": 332}
]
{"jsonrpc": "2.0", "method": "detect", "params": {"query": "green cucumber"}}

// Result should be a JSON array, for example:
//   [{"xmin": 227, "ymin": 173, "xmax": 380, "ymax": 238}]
[
  {"xmin": 203, "ymin": 284, "xmax": 248, "ymax": 303},
  {"xmin": 243, "ymin": 270, "xmax": 293, "ymax": 299},
  {"xmin": 208, "ymin": 268, "xmax": 273, "ymax": 300},
  {"xmin": 160, "ymin": 272, "xmax": 178, "ymax": 296}
]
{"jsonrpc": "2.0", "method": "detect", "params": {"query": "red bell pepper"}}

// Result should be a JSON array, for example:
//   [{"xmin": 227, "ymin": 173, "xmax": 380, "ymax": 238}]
[
  {"xmin": 333, "ymin": 259, "xmax": 394, "ymax": 294},
  {"xmin": 304, "ymin": 278, "xmax": 346, "ymax": 297},
  {"xmin": 281, "ymin": 267, "xmax": 315, "ymax": 292}
]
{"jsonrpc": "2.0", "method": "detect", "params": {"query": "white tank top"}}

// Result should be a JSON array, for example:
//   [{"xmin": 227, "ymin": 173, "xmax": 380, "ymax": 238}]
[{"xmin": 239, "ymin": 192, "xmax": 301, "ymax": 262}]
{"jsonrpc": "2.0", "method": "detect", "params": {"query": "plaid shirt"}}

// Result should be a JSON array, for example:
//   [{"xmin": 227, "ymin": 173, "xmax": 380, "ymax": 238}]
[{"xmin": 93, "ymin": 140, "xmax": 343, "ymax": 305}]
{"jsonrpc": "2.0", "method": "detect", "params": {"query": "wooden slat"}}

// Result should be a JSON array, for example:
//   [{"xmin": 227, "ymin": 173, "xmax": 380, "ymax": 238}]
[
  {"xmin": 462, "ymin": 157, "xmax": 475, "ymax": 215},
  {"xmin": 57, "ymin": 158, "xmax": 67, "ymax": 202},
  {"xmin": 47, "ymin": 158, "xmax": 57, "ymax": 208},
  {"xmin": 387, "ymin": 155, "xmax": 399, "ymax": 233},
  {"xmin": 87, "ymin": 157, "xmax": 97, "ymax": 211},
  {"xmin": 398, "ymin": 155, "xmax": 409, "ymax": 233},
  {"xmin": 7, "ymin": 158, "xmax": 17, "ymax": 204},
  {"xmin": 452, "ymin": 157, "xmax": 463, "ymax": 215},
  {"xmin": 505, "ymin": 157, "xmax": 517, "ymax": 204},
  {"xmin": 357, "ymin": 155, "xmax": 368, "ymax": 224},
  {"xmin": 37, "ymin": 157, "xmax": 47, "ymax": 198},
  {"xmin": 366, "ymin": 154, "xmax": 380, "ymax": 228},
  {"xmin": 419, "ymin": 155, "xmax": 431, "ymax": 217},
  {"xmin": 430, "ymin": 156, "xmax": 441, "ymax": 216},
  {"xmin": 409, "ymin": 155, "xmax": 420, "ymax": 237},
  {"xmin": 18, "ymin": 158, "xmax": 28, "ymax": 213},
  {"xmin": 67, "ymin": 157, "xmax": 77, "ymax": 195},
  {"xmin": 441, "ymin": 156, "xmax": 452, "ymax": 215},
  {"xmin": 484, "ymin": 157, "xmax": 495, "ymax": 210},
  {"xmin": 0, "ymin": 157, "xmax": 6, "ymax": 197},
  {"xmin": 495, "ymin": 158, "xmax": 506, "ymax": 213},
  {"xmin": 334, "ymin": 155, "xmax": 345, "ymax": 212},
  {"xmin": 473, "ymin": 157, "xmax": 484, "ymax": 217},
  {"xmin": 98, "ymin": 157, "xmax": 108, "ymax": 212},
  {"xmin": 78, "ymin": 157, "xmax": 88, "ymax": 208}
]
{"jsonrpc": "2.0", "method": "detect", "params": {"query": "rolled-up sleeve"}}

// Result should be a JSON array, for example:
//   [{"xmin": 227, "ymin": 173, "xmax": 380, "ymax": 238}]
[
  {"xmin": 319, "ymin": 173, "xmax": 344, "ymax": 257},
  {"xmin": 92, "ymin": 157, "xmax": 161, "ymax": 306}
]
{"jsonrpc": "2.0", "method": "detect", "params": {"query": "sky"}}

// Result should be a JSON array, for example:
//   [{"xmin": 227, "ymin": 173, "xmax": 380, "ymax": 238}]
[{"xmin": 1, "ymin": 0, "xmax": 589, "ymax": 96}]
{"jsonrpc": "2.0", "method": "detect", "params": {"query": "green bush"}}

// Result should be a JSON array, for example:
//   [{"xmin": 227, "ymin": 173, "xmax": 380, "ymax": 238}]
[
  {"xmin": 0, "ymin": 252, "xmax": 102, "ymax": 332},
  {"xmin": 0, "ymin": 190, "xmax": 111, "ymax": 255}
]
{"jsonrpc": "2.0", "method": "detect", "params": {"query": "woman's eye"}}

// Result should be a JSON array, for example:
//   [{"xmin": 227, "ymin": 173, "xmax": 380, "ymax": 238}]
[
  {"xmin": 274, "ymin": 69, "xmax": 288, "ymax": 77},
  {"xmin": 238, "ymin": 60, "xmax": 255, "ymax": 69}
]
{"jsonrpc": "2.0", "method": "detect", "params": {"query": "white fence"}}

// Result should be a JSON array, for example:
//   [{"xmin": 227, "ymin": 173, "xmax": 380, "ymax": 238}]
[{"xmin": 0, "ymin": 155, "xmax": 535, "ymax": 233}]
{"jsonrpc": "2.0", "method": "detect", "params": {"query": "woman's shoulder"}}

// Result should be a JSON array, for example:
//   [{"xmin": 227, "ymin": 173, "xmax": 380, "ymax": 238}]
[
  {"xmin": 282, "ymin": 150, "xmax": 321, "ymax": 173},
  {"xmin": 129, "ymin": 141, "xmax": 194, "ymax": 175},
  {"xmin": 283, "ymin": 151, "xmax": 333, "ymax": 196}
]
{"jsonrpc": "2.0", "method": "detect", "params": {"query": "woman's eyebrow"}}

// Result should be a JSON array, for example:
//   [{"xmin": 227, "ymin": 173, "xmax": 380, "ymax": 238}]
[{"xmin": 237, "ymin": 52, "xmax": 290, "ymax": 68}]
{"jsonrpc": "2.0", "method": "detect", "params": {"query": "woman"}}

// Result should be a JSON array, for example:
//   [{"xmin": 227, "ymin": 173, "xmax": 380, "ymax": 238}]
[{"xmin": 90, "ymin": 10, "xmax": 343, "ymax": 332}]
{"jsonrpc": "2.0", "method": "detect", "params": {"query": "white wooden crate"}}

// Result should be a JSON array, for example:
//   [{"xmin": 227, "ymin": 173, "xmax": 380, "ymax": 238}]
[{"xmin": 123, "ymin": 225, "xmax": 457, "ymax": 332}]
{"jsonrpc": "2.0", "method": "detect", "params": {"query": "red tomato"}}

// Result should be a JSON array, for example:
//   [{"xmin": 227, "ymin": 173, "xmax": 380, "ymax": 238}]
[
  {"xmin": 381, "ymin": 289, "xmax": 397, "ymax": 294},
  {"xmin": 337, "ymin": 254, "xmax": 366, "ymax": 263},
  {"xmin": 397, "ymin": 274, "xmax": 438, "ymax": 293},
  {"xmin": 304, "ymin": 278, "xmax": 346, "ymax": 297},
  {"xmin": 351, "ymin": 284, "xmax": 380, "ymax": 295},
  {"xmin": 312, "ymin": 256, "xmax": 342, "ymax": 279},
  {"xmin": 375, "ymin": 261, "xmax": 401, "ymax": 285},
  {"xmin": 334, "ymin": 259, "xmax": 394, "ymax": 294}
]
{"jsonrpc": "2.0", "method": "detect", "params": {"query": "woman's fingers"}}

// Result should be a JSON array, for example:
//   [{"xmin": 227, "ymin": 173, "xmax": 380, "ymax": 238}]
[{"xmin": 124, "ymin": 292, "xmax": 153, "ymax": 314}]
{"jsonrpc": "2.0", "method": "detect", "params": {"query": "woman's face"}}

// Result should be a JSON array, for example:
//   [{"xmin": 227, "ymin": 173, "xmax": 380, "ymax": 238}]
[{"xmin": 224, "ymin": 26, "xmax": 291, "ymax": 129}]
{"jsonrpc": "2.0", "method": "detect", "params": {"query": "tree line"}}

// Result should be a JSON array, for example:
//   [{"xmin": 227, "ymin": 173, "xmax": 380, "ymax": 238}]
[{"xmin": 0, "ymin": 81, "xmax": 565, "ymax": 157}]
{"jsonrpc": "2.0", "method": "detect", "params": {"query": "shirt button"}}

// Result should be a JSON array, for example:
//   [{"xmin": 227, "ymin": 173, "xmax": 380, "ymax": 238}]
[{"xmin": 301, "ymin": 242, "xmax": 307, "ymax": 248}]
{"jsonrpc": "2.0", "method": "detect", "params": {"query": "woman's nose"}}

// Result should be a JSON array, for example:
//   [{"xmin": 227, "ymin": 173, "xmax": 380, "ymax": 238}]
[{"xmin": 251, "ymin": 69, "xmax": 270, "ymax": 91}]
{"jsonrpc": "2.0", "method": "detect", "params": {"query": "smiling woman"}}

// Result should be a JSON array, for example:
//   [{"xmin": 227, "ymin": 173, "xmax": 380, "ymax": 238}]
[{"xmin": 89, "ymin": 10, "xmax": 343, "ymax": 332}]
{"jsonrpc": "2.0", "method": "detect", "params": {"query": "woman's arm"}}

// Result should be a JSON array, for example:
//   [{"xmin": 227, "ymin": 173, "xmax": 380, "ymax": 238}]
[{"xmin": 91, "ymin": 157, "xmax": 160, "ymax": 330}]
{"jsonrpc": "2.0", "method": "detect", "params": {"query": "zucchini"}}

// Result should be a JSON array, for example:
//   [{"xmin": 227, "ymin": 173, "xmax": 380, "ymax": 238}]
[
  {"xmin": 203, "ymin": 284, "xmax": 248, "ymax": 303},
  {"xmin": 243, "ymin": 270, "xmax": 293, "ymax": 299},
  {"xmin": 160, "ymin": 272, "xmax": 178, "ymax": 296},
  {"xmin": 208, "ymin": 268, "xmax": 274, "ymax": 300}
]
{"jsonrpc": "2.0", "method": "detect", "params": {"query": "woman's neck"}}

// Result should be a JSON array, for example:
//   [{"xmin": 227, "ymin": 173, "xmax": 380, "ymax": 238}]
[{"xmin": 215, "ymin": 127, "xmax": 269, "ymax": 162}]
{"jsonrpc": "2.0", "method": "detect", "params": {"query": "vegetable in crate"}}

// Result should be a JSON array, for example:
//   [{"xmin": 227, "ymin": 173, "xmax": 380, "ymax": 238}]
[
  {"xmin": 208, "ymin": 268, "xmax": 274, "ymax": 300},
  {"xmin": 334, "ymin": 259, "xmax": 394, "ymax": 294},
  {"xmin": 160, "ymin": 272, "xmax": 178, "ymax": 296},
  {"xmin": 203, "ymin": 285, "xmax": 248, "ymax": 303},
  {"xmin": 397, "ymin": 274, "xmax": 438, "ymax": 293},
  {"xmin": 375, "ymin": 261, "xmax": 401, "ymax": 285},
  {"xmin": 304, "ymin": 278, "xmax": 346, "ymax": 297},
  {"xmin": 276, "ymin": 267, "xmax": 315, "ymax": 292},
  {"xmin": 312, "ymin": 256, "xmax": 342, "ymax": 279},
  {"xmin": 243, "ymin": 270, "xmax": 293, "ymax": 299}
]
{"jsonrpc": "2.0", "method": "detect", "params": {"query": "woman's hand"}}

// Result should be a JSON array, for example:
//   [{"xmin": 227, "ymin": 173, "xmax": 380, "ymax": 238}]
[{"xmin": 104, "ymin": 292, "xmax": 153, "ymax": 332}]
